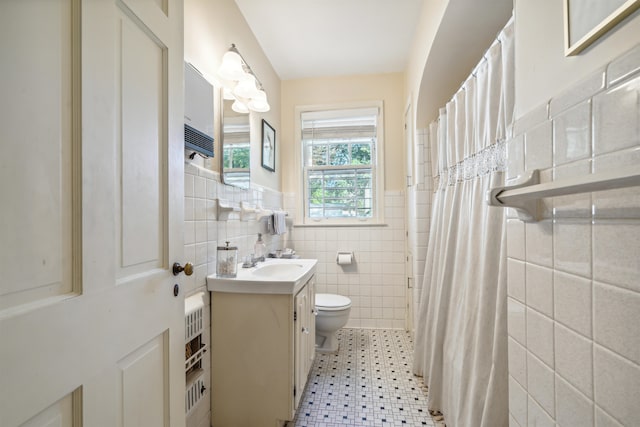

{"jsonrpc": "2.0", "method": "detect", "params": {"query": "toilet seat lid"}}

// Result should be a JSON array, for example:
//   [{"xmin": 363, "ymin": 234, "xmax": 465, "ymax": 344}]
[{"xmin": 316, "ymin": 293, "xmax": 351, "ymax": 310}]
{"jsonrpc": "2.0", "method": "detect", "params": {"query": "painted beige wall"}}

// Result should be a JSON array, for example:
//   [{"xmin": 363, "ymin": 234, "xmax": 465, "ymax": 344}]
[
  {"xmin": 406, "ymin": 0, "xmax": 512, "ymax": 128},
  {"xmin": 405, "ymin": 0, "xmax": 449, "ymax": 127},
  {"xmin": 184, "ymin": 0, "xmax": 281, "ymax": 191},
  {"xmin": 281, "ymin": 73, "xmax": 406, "ymax": 192},
  {"xmin": 515, "ymin": 0, "xmax": 640, "ymax": 118}
]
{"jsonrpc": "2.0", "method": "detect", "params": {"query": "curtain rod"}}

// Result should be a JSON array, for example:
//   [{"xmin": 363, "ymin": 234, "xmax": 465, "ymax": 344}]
[{"xmin": 454, "ymin": 13, "xmax": 514, "ymax": 95}]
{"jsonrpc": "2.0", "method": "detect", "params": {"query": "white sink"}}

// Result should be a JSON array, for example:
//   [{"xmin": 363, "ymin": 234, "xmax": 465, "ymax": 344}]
[
  {"xmin": 252, "ymin": 262, "xmax": 306, "ymax": 278},
  {"xmin": 207, "ymin": 258, "xmax": 317, "ymax": 295}
]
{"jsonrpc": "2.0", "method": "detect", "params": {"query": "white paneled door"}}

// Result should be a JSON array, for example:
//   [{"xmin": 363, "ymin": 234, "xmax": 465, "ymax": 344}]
[{"xmin": 0, "ymin": 1, "xmax": 185, "ymax": 426}]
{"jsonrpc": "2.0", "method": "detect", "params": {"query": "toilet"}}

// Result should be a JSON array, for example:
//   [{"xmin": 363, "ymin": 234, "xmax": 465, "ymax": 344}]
[{"xmin": 315, "ymin": 293, "xmax": 352, "ymax": 353}]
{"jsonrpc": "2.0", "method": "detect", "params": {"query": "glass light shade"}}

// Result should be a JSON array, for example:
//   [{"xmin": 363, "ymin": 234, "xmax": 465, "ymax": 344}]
[
  {"xmin": 231, "ymin": 99, "xmax": 250, "ymax": 114},
  {"xmin": 233, "ymin": 74, "xmax": 260, "ymax": 99},
  {"xmin": 249, "ymin": 100, "xmax": 270, "ymax": 112},
  {"xmin": 248, "ymin": 90, "xmax": 270, "ymax": 112},
  {"xmin": 222, "ymin": 86, "xmax": 236, "ymax": 100},
  {"xmin": 218, "ymin": 51, "xmax": 244, "ymax": 81}
]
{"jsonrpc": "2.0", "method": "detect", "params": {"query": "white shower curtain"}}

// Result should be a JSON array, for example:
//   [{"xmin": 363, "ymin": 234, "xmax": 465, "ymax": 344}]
[{"xmin": 413, "ymin": 18, "xmax": 514, "ymax": 427}]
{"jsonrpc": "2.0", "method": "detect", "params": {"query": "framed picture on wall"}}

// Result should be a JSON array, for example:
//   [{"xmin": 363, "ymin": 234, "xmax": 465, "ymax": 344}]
[
  {"xmin": 564, "ymin": 0, "xmax": 640, "ymax": 55},
  {"xmin": 261, "ymin": 119, "xmax": 276, "ymax": 172}
]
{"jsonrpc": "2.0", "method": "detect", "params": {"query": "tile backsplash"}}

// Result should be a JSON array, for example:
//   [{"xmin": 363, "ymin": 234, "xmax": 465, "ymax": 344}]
[
  {"xmin": 284, "ymin": 191, "xmax": 408, "ymax": 329},
  {"xmin": 185, "ymin": 159, "xmax": 408, "ymax": 331},
  {"xmin": 183, "ymin": 162, "xmax": 288, "ymax": 427},
  {"xmin": 506, "ymin": 44, "xmax": 640, "ymax": 427},
  {"xmin": 183, "ymin": 162, "xmax": 287, "ymax": 298}
]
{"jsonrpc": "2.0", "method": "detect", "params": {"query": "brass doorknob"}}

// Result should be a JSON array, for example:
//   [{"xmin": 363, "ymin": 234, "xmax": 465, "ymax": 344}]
[{"xmin": 173, "ymin": 262, "xmax": 194, "ymax": 276}]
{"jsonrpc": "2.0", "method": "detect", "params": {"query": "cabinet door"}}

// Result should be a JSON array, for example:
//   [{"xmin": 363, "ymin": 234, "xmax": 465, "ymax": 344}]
[
  {"xmin": 211, "ymin": 292, "xmax": 294, "ymax": 425},
  {"xmin": 294, "ymin": 288, "xmax": 307, "ymax": 409},
  {"xmin": 307, "ymin": 276, "xmax": 317, "ymax": 372}
]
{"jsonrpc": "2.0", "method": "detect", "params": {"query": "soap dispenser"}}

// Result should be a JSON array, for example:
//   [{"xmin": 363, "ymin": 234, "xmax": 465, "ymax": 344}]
[{"xmin": 254, "ymin": 233, "xmax": 266, "ymax": 262}]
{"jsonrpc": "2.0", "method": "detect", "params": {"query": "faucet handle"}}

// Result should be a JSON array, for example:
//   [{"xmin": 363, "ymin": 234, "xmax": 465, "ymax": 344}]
[{"xmin": 242, "ymin": 255, "xmax": 257, "ymax": 268}]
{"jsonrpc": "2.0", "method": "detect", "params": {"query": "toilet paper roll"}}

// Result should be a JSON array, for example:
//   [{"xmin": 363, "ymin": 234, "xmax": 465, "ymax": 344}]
[{"xmin": 337, "ymin": 252, "xmax": 353, "ymax": 265}]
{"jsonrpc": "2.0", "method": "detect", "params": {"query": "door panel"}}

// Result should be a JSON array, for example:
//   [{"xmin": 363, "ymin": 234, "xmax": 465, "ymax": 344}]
[
  {"xmin": 119, "ymin": 10, "xmax": 165, "ymax": 275},
  {"xmin": 294, "ymin": 289, "xmax": 307, "ymax": 410},
  {"xmin": 307, "ymin": 277, "xmax": 316, "ymax": 371},
  {"xmin": 0, "ymin": 0, "xmax": 185, "ymax": 425},
  {"xmin": 119, "ymin": 333, "xmax": 168, "ymax": 427},
  {"xmin": 0, "ymin": 0, "xmax": 74, "ymax": 311},
  {"xmin": 19, "ymin": 392, "xmax": 77, "ymax": 427}
]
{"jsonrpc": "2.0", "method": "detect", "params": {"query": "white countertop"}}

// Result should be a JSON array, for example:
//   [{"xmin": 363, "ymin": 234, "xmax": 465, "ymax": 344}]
[{"xmin": 207, "ymin": 258, "xmax": 317, "ymax": 295}]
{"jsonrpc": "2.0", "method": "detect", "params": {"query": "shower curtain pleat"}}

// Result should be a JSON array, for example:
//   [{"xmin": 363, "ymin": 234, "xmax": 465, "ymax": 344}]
[
  {"xmin": 413, "ymin": 17, "xmax": 514, "ymax": 427},
  {"xmin": 463, "ymin": 78, "xmax": 476, "ymax": 160}
]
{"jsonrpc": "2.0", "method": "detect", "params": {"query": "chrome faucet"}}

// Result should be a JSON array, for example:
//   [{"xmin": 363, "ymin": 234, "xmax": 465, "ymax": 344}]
[{"xmin": 242, "ymin": 254, "xmax": 262, "ymax": 268}]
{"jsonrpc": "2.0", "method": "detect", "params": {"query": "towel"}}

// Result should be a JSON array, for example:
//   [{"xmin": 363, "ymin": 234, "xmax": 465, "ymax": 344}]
[{"xmin": 273, "ymin": 211, "xmax": 287, "ymax": 235}]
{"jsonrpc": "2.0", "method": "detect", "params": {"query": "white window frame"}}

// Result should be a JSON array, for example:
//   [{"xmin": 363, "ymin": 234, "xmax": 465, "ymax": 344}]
[{"xmin": 294, "ymin": 101, "xmax": 385, "ymax": 226}]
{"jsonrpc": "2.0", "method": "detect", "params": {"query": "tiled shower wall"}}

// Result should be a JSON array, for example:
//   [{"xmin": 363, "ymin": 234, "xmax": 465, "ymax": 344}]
[
  {"xmin": 506, "ymin": 45, "xmax": 640, "ymax": 427},
  {"xmin": 284, "ymin": 192, "xmax": 407, "ymax": 329},
  {"xmin": 183, "ymin": 162, "xmax": 286, "ymax": 427},
  {"xmin": 409, "ymin": 128, "xmax": 433, "ymax": 334}
]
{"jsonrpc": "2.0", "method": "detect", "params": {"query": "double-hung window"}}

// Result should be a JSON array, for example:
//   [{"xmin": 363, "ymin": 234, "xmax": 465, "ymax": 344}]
[
  {"xmin": 221, "ymin": 121, "xmax": 250, "ymax": 187},
  {"xmin": 299, "ymin": 103, "xmax": 384, "ymax": 224}
]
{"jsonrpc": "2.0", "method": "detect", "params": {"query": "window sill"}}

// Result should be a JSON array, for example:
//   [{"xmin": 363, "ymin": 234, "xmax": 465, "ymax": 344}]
[{"xmin": 293, "ymin": 221, "xmax": 389, "ymax": 228}]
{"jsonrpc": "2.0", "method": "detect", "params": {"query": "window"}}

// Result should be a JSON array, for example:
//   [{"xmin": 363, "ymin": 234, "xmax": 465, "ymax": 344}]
[
  {"xmin": 222, "ymin": 143, "xmax": 250, "ymax": 169},
  {"xmin": 221, "ymin": 122, "xmax": 250, "ymax": 187},
  {"xmin": 298, "ymin": 104, "xmax": 384, "ymax": 224}
]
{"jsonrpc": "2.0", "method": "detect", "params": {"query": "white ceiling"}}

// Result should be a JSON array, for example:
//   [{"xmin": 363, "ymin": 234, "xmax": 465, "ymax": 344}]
[{"xmin": 233, "ymin": 0, "xmax": 424, "ymax": 80}]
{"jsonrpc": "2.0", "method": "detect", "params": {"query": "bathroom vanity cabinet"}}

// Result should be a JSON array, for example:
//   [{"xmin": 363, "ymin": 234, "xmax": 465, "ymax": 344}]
[
  {"xmin": 210, "ymin": 274, "xmax": 316, "ymax": 426},
  {"xmin": 294, "ymin": 275, "xmax": 316, "ymax": 409}
]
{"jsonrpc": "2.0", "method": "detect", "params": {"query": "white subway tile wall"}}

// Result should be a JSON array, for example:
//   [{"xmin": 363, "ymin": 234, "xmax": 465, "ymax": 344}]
[
  {"xmin": 285, "ymin": 191, "xmax": 408, "ymax": 329},
  {"xmin": 184, "ymin": 161, "xmax": 413, "ymax": 423},
  {"xmin": 528, "ymin": 396, "xmax": 555, "ymax": 427},
  {"xmin": 185, "ymin": 166, "xmax": 288, "ymax": 291},
  {"xmin": 556, "ymin": 375, "xmax": 594, "ymax": 427},
  {"xmin": 509, "ymin": 337, "xmax": 528, "ymax": 387},
  {"xmin": 183, "ymin": 164, "xmax": 287, "ymax": 427},
  {"xmin": 526, "ymin": 308, "xmax": 555, "ymax": 368},
  {"xmin": 412, "ymin": 129, "xmax": 433, "ymax": 331},
  {"xmin": 506, "ymin": 44, "xmax": 640, "ymax": 427},
  {"xmin": 509, "ymin": 376, "xmax": 528, "ymax": 426}
]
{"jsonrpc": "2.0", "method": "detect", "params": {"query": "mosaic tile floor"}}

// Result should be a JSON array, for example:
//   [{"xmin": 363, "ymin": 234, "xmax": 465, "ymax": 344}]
[{"xmin": 291, "ymin": 329, "xmax": 442, "ymax": 427}]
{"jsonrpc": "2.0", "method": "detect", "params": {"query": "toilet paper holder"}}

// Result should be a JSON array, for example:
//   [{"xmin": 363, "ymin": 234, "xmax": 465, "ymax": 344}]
[{"xmin": 336, "ymin": 251, "xmax": 354, "ymax": 265}]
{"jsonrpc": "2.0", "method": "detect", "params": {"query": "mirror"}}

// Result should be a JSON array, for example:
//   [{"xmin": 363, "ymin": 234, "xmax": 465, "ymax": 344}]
[{"xmin": 221, "ymin": 98, "xmax": 250, "ymax": 189}]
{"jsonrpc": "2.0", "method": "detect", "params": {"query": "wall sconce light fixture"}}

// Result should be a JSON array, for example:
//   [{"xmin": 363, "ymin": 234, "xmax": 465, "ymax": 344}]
[{"xmin": 217, "ymin": 44, "xmax": 270, "ymax": 113}]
